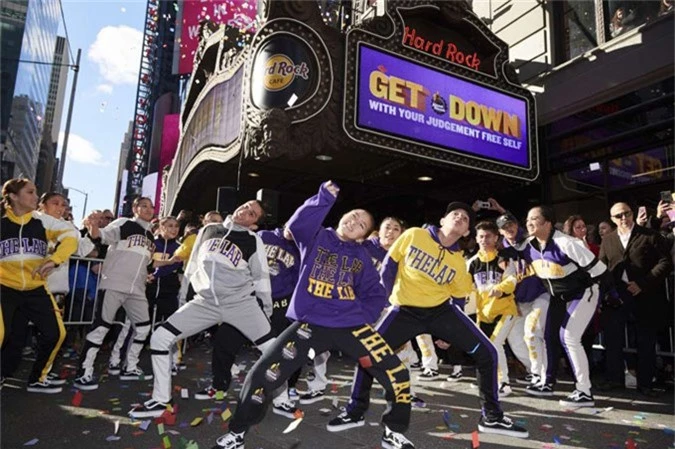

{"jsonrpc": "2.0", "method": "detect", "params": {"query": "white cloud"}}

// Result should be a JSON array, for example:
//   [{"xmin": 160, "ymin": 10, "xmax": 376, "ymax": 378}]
[
  {"xmin": 59, "ymin": 132, "xmax": 109, "ymax": 166},
  {"xmin": 88, "ymin": 25, "xmax": 143, "ymax": 85},
  {"xmin": 96, "ymin": 84, "xmax": 113, "ymax": 94}
]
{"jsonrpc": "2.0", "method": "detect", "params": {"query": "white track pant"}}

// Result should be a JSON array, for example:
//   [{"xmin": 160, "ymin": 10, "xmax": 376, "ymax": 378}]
[
  {"xmin": 150, "ymin": 296, "xmax": 276, "ymax": 404},
  {"xmin": 307, "ymin": 350, "xmax": 331, "ymax": 392},
  {"xmin": 79, "ymin": 290, "xmax": 150, "ymax": 377},
  {"xmin": 507, "ymin": 293, "xmax": 550, "ymax": 380},
  {"xmin": 416, "ymin": 334, "xmax": 438, "ymax": 371},
  {"xmin": 481, "ymin": 315, "xmax": 516, "ymax": 384}
]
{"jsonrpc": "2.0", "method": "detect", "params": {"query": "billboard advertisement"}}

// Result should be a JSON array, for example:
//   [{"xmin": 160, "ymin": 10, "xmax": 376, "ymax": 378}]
[
  {"xmin": 355, "ymin": 44, "xmax": 530, "ymax": 169},
  {"xmin": 176, "ymin": 0, "xmax": 257, "ymax": 75},
  {"xmin": 154, "ymin": 113, "xmax": 180, "ymax": 214}
]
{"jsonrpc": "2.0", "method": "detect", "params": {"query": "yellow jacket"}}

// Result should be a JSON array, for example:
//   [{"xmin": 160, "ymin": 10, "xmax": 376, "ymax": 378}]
[
  {"xmin": 1, "ymin": 207, "xmax": 78, "ymax": 291},
  {"xmin": 467, "ymin": 249, "xmax": 518, "ymax": 323},
  {"xmin": 384, "ymin": 227, "xmax": 473, "ymax": 308}
]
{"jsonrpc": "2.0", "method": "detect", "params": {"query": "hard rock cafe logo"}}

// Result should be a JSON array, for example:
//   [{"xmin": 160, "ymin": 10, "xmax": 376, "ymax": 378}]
[
  {"xmin": 263, "ymin": 54, "xmax": 310, "ymax": 91},
  {"xmin": 251, "ymin": 387, "xmax": 265, "ymax": 404}
]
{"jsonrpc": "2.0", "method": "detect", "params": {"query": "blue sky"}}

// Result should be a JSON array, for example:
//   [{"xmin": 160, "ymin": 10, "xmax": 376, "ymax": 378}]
[{"xmin": 57, "ymin": 1, "xmax": 146, "ymax": 221}]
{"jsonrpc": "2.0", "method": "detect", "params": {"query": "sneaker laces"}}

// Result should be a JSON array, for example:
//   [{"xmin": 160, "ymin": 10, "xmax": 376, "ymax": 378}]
[
  {"xmin": 385, "ymin": 428, "xmax": 413, "ymax": 446},
  {"xmin": 216, "ymin": 432, "xmax": 243, "ymax": 445}
]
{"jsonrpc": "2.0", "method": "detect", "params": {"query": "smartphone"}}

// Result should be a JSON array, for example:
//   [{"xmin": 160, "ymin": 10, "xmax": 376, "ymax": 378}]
[
  {"xmin": 660, "ymin": 190, "xmax": 672, "ymax": 203},
  {"xmin": 477, "ymin": 200, "xmax": 491, "ymax": 209},
  {"xmin": 638, "ymin": 206, "xmax": 646, "ymax": 217}
]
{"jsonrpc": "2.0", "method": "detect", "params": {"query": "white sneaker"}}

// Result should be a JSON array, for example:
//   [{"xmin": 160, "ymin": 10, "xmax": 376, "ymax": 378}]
[
  {"xmin": 272, "ymin": 401, "xmax": 301, "ymax": 419},
  {"xmin": 381, "ymin": 425, "xmax": 415, "ymax": 449},
  {"xmin": 119, "ymin": 367, "xmax": 153, "ymax": 381},
  {"xmin": 27, "ymin": 380, "xmax": 62, "ymax": 394},
  {"xmin": 625, "ymin": 370, "xmax": 637, "ymax": 389},
  {"xmin": 214, "ymin": 431, "xmax": 245, "ymax": 449},
  {"xmin": 129, "ymin": 398, "xmax": 173, "ymax": 418},
  {"xmin": 416, "ymin": 368, "xmax": 439, "ymax": 381},
  {"xmin": 498, "ymin": 382, "xmax": 512, "ymax": 398}
]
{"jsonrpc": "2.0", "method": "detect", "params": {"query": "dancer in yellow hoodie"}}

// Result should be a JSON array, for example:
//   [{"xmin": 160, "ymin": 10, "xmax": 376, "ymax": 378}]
[{"xmin": 467, "ymin": 221, "xmax": 518, "ymax": 397}]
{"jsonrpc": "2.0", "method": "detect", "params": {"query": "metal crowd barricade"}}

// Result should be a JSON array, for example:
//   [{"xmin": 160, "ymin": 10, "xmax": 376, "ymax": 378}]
[{"xmin": 63, "ymin": 255, "xmax": 105, "ymax": 325}]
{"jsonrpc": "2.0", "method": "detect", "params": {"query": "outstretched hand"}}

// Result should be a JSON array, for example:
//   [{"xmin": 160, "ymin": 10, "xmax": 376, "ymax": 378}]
[{"xmin": 325, "ymin": 180, "xmax": 339, "ymax": 198}]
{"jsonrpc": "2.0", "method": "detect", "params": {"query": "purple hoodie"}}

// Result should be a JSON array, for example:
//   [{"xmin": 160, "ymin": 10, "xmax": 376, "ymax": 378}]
[
  {"xmin": 286, "ymin": 183, "xmax": 387, "ymax": 327},
  {"xmin": 500, "ymin": 228, "xmax": 547, "ymax": 303},
  {"xmin": 258, "ymin": 228, "xmax": 300, "ymax": 299},
  {"xmin": 363, "ymin": 236, "xmax": 387, "ymax": 271}
]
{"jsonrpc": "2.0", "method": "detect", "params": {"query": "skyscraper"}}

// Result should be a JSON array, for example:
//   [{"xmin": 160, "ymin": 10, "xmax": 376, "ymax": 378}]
[
  {"xmin": 36, "ymin": 36, "xmax": 70, "ymax": 192},
  {"xmin": 0, "ymin": 0, "xmax": 61, "ymax": 182}
]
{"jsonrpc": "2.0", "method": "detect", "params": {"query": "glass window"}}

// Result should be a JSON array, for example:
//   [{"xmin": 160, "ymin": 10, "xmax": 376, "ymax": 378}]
[
  {"xmin": 605, "ymin": 1, "xmax": 668, "ymax": 40},
  {"xmin": 559, "ymin": 1, "xmax": 598, "ymax": 61}
]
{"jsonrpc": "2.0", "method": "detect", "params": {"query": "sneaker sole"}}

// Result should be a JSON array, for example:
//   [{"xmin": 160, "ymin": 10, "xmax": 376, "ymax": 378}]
[
  {"xmin": 272, "ymin": 408, "xmax": 298, "ymax": 419},
  {"xmin": 194, "ymin": 394, "xmax": 217, "ymax": 400},
  {"xmin": 299, "ymin": 396, "xmax": 325, "ymax": 405},
  {"xmin": 74, "ymin": 383, "xmax": 99, "ymax": 391},
  {"xmin": 478, "ymin": 424, "xmax": 529, "ymax": 438},
  {"xmin": 416, "ymin": 376, "xmax": 440, "ymax": 381},
  {"xmin": 27, "ymin": 387, "xmax": 62, "ymax": 394},
  {"xmin": 326, "ymin": 420, "xmax": 365, "ymax": 432},
  {"xmin": 128, "ymin": 409, "xmax": 166, "ymax": 419},
  {"xmin": 108, "ymin": 370, "xmax": 121, "ymax": 376},
  {"xmin": 559, "ymin": 400, "xmax": 595, "ymax": 407},
  {"xmin": 47, "ymin": 379, "xmax": 67, "ymax": 386},
  {"xmin": 119, "ymin": 375, "xmax": 154, "ymax": 381},
  {"xmin": 525, "ymin": 390, "xmax": 554, "ymax": 397},
  {"xmin": 515, "ymin": 379, "xmax": 535, "ymax": 385}
]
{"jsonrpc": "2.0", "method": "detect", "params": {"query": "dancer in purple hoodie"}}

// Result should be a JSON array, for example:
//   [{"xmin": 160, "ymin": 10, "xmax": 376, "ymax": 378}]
[{"xmin": 212, "ymin": 181, "xmax": 412, "ymax": 449}]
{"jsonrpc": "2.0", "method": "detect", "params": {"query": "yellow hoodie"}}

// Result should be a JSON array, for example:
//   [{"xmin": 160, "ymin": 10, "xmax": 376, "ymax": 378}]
[
  {"xmin": 467, "ymin": 249, "xmax": 518, "ymax": 323},
  {"xmin": 1, "ymin": 207, "xmax": 78, "ymax": 291}
]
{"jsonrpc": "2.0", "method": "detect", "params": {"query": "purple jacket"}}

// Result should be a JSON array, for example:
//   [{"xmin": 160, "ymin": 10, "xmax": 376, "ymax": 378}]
[
  {"xmin": 286, "ymin": 183, "xmax": 387, "ymax": 327},
  {"xmin": 258, "ymin": 228, "xmax": 300, "ymax": 299},
  {"xmin": 363, "ymin": 237, "xmax": 387, "ymax": 271},
  {"xmin": 501, "ymin": 228, "xmax": 547, "ymax": 303}
]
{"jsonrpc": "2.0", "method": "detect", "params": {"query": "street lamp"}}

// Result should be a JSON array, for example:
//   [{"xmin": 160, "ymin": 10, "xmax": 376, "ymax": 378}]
[{"xmin": 65, "ymin": 186, "xmax": 88, "ymax": 220}]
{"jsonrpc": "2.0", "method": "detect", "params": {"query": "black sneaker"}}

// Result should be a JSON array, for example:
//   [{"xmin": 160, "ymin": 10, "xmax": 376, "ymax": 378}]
[
  {"xmin": 74, "ymin": 374, "xmax": 99, "ymax": 391},
  {"xmin": 416, "ymin": 369, "xmax": 439, "ymax": 381},
  {"xmin": 326, "ymin": 410, "xmax": 365, "ymax": 432},
  {"xmin": 559, "ymin": 390, "xmax": 595, "ymax": 407},
  {"xmin": 381, "ymin": 426, "xmax": 415, "ymax": 449},
  {"xmin": 27, "ymin": 380, "xmax": 62, "ymax": 394},
  {"xmin": 409, "ymin": 361, "xmax": 422, "ymax": 370},
  {"xmin": 47, "ymin": 372, "xmax": 67, "ymax": 386},
  {"xmin": 478, "ymin": 415, "xmax": 529, "ymax": 438},
  {"xmin": 515, "ymin": 373, "xmax": 539, "ymax": 385},
  {"xmin": 272, "ymin": 401, "xmax": 301, "ymax": 419},
  {"xmin": 195, "ymin": 386, "xmax": 220, "ymax": 400},
  {"xmin": 108, "ymin": 362, "xmax": 121, "ymax": 376},
  {"xmin": 128, "ymin": 398, "xmax": 173, "ymax": 419},
  {"xmin": 213, "ymin": 431, "xmax": 245, "ymax": 449},
  {"xmin": 446, "ymin": 371, "xmax": 463, "ymax": 382},
  {"xmin": 119, "ymin": 367, "xmax": 153, "ymax": 381},
  {"xmin": 525, "ymin": 382, "xmax": 554, "ymax": 397},
  {"xmin": 299, "ymin": 390, "xmax": 325, "ymax": 404}
]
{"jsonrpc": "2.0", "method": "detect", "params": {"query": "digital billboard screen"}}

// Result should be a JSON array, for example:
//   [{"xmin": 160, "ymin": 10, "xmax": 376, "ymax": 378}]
[{"xmin": 356, "ymin": 44, "xmax": 531, "ymax": 169}]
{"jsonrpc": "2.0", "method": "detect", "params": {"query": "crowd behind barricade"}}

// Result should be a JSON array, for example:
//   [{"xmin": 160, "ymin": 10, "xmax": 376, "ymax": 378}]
[{"xmin": 1, "ymin": 176, "xmax": 673, "ymax": 449}]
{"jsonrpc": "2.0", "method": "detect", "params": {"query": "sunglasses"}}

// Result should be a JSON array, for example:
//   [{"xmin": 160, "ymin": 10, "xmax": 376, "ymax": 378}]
[{"xmin": 612, "ymin": 211, "xmax": 632, "ymax": 219}]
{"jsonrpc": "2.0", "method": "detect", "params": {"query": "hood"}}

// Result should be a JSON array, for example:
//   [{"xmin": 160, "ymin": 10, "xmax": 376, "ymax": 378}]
[{"xmin": 426, "ymin": 225, "xmax": 461, "ymax": 251}]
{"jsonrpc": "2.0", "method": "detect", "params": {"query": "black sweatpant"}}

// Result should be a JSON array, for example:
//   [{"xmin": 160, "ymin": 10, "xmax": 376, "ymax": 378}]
[
  {"xmin": 211, "ymin": 296, "xmax": 302, "ymax": 391},
  {"xmin": 229, "ymin": 321, "xmax": 411, "ymax": 434},
  {"xmin": 1, "ymin": 286, "xmax": 66, "ymax": 383},
  {"xmin": 346, "ymin": 301, "xmax": 503, "ymax": 421}
]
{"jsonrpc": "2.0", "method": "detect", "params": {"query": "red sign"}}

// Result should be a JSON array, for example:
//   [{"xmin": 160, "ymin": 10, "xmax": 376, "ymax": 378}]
[
  {"xmin": 176, "ymin": 0, "xmax": 257, "ymax": 75},
  {"xmin": 402, "ymin": 26, "xmax": 481, "ymax": 71}
]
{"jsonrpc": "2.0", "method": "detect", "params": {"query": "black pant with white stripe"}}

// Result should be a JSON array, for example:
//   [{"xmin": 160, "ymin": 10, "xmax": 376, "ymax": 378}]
[{"xmin": 346, "ymin": 301, "xmax": 503, "ymax": 421}]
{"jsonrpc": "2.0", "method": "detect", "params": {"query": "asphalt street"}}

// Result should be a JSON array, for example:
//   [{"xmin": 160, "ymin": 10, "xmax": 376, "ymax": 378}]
[{"xmin": 2, "ymin": 343, "xmax": 674, "ymax": 449}]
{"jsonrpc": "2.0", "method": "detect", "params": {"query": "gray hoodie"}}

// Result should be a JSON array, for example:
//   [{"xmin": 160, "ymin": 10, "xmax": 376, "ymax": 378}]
[
  {"xmin": 185, "ymin": 217, "xmax": 272, "ymax": 315},
  {"xmin": 98, "ymin": 217, "xmax": 155, "ymax": 296}
]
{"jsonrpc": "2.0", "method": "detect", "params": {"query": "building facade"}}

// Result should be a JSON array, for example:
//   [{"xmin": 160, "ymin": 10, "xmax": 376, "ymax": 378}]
[
  {"xmin": 472, "ymin": 0, "xmax": 673, "ymax": 224},
  {"xmin": 0, "ymin": 0, "xmax": 61, "ymax": 182},
  {"xmin": 35, "ymin": 35, "xmax": 69, "ymax": 192}
]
